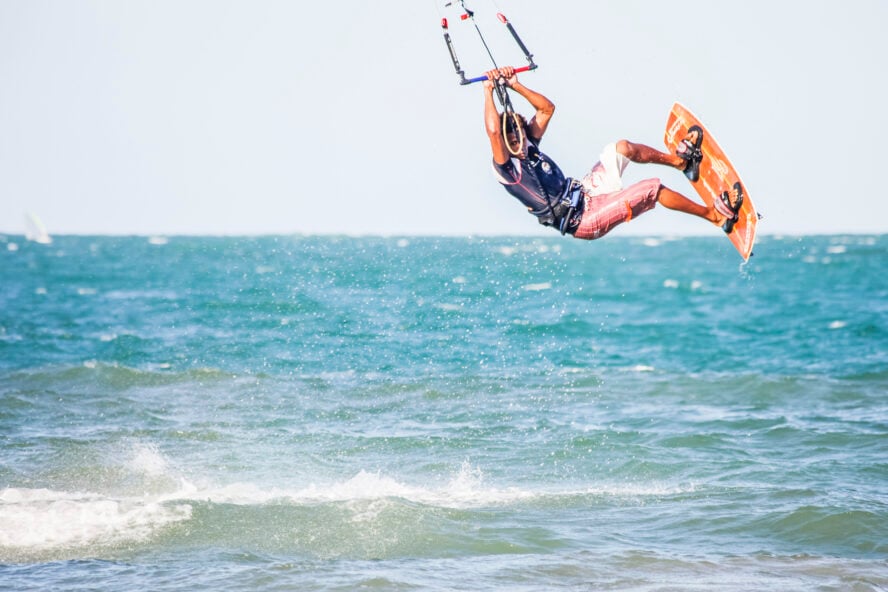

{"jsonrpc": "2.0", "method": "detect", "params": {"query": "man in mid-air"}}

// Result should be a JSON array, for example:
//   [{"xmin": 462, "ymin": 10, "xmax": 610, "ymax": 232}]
[{"xmin": 482, "ymin": 66, "xmax": 743, "ymax": 238}]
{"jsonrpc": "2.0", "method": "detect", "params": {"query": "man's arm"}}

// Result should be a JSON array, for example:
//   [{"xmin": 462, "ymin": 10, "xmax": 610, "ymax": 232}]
[
  {"xmin": 500, "ymin": 66, "xmax": 555, "ymax": 141},
  {"xmin": 483, "ymin": 74, "xmax": 511, "ymax": 165}
]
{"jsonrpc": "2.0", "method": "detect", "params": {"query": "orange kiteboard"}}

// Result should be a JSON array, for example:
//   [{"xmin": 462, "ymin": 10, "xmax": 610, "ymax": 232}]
[{"xmin": 664, "ymin": 103, "xmax": 758, "ymax": 261}]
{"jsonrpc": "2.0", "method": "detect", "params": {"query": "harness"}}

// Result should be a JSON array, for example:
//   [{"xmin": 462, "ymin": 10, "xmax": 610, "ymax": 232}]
[
  {"xmin": 535, "ymin": 177, "xmax": 584, "ymax": 235},
  {"xmin": 519, "ymin": 144, "xmax": 584, "ymax": 234},
  {"xmin": 554, "ymin": 180, "xmax": 585, "ymax": 235}
]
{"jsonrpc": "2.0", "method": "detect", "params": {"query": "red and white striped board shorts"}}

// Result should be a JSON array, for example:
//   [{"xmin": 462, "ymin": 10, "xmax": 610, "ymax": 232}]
[
  {"xmin": 572, "ymin": 142, "xmax": 660, "ymax": 240},
  {"xmin": 573, "ymin": 177, "xmax": 660, "ymax": 240}
]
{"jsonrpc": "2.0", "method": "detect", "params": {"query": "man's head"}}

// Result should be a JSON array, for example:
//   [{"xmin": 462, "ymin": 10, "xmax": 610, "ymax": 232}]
[{"xmin": 502, "ymin": 112, "xmax": 528, "ymax": 158}]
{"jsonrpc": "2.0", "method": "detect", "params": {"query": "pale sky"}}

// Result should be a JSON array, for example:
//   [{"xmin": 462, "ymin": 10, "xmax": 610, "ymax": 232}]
[{"xmin": 1, "ymin": 0, "xmax": 886, "ymax": 237}]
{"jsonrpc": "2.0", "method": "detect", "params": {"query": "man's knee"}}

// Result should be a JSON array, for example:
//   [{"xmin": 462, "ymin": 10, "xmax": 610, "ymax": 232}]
[{"xmin": 615, "ymin": 139, "xmax": 634, "ymax": 159}]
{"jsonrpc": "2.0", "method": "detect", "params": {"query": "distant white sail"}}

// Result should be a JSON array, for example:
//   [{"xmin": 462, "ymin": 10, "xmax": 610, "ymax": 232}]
[{"xmin": 24, "ymin": 212, "xmax": 52, "ymax": 244}]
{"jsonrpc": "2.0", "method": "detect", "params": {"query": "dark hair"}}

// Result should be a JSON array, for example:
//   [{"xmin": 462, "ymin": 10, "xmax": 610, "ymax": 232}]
[{"xmin": 501, "ymin": 112, "xmax": 527, "ymax": 136}]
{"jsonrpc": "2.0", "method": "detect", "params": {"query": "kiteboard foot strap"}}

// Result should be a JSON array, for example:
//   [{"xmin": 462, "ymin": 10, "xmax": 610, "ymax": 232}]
[
  {"xmin": 676, "ymin": 125, "xmax": 704, "ymax": 182},
  {"xmin": 715, "ymin": 182, "xmax": 744, "ymax": 234}
]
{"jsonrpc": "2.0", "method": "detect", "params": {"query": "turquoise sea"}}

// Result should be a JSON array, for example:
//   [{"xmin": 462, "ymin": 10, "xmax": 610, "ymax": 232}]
[{"xmin": 1, "ymin": 234, "xmax": 886, "ymax": 591}]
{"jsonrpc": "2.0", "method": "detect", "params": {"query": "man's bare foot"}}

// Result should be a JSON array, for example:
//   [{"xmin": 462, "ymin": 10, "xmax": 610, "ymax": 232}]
[{"xmin": 708, "ymin": 208, "xmax": 729, "ymax": 227}]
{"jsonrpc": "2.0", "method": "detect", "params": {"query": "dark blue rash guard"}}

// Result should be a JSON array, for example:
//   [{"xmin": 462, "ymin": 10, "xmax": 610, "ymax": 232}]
[{"xmin": 491, "ymin": 137, "xmax": 569, "ymax": 225}]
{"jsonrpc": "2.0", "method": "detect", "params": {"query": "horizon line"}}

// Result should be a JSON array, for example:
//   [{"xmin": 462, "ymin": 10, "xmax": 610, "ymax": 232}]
[{"xmin": 2, "ymin": 230, "xmax": 885, "ymax": 239}]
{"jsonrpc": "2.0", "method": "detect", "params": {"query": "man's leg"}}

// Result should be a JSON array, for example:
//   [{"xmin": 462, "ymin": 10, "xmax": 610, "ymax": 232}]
[
  {"xmin": 615, "ymin": 139, "xmax": 685, "ymax": 170},
  {"xmin": 657, "ymin": 185, "xmax": 726, "ymax": 227},
  {"xmin": 612, "ymin": 140, "xmax": 727, "ymax": 227}
]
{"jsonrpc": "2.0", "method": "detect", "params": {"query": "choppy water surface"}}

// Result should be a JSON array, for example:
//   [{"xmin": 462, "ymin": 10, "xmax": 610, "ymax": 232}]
[{"xmin": 1, "ymin": 234, "xmax": 886, "ymax": 590}]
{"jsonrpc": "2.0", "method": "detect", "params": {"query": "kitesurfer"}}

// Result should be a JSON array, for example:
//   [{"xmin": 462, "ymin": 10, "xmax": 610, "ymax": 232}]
[{"xmin": 483, "ymin": 66, "xmax": 739, "ymax": 238}]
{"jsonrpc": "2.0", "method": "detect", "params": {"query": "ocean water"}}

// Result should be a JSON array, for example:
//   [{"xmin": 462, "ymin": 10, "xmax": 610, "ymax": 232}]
[{"xmin": 1, "ymin": 233, "xmax": 886, "ymax": 591}]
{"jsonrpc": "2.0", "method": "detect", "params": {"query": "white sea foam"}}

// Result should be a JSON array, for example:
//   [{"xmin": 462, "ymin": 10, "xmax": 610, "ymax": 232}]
[
  {"xmin": 293, "ymin": 471, "xmax": 419, "ymax": 503},
  {"xmin": 522, "ymin": 282, "xmax": 551, "ymax": 292},
  {"xmin": 0, "ymin": 487, "xmax": 192, "ymax": 549},
  {"xmin": 129, "ymin": 443, "xmax": 170, "ymax": 477},
  {"xmin": 582, "ymin": 482, "xmax": 698, "ymax": 498},
  {"xmin": 0, "ymin": 444, "xmax": 697, "ymax": 554},
  {"xmin": 174, "ymin": 463, "xmax": 532, "ymax": 509},
  {"xmin": 0, "ymin": 443, "xmax": 197, "ymax": 552},
  {"xmin": 495, "ymin": 243, "xmax": 560, "ymax": 256},
  {"xmin": 322, "ymin": 463, "xmax": 529, "ymax": 507},
  {"xmin": 434, "ymin": 302, "xmax": 462, "ymax": 312},
  {"xmin": 105, "ymin": 289, "xmax": 178, "ymax": 300},
  {"xmin": 175, "ymin": 462, "xmax": 696, "ymax": 511}
]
